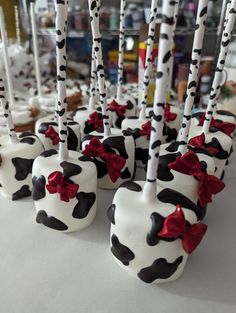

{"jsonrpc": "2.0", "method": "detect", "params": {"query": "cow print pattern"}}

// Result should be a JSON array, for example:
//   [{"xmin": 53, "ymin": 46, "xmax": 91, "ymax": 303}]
[
  {"xmin": 137, "ymin": 256, "xmax": 183, "ymax": 283},
  {"xmin": 88, "ymin": 0, "xmax": 110, "ymax": 136},
  {"xmin": 203, "ymin": 2, "xmax": 236, "ymax": 132},
  {"xmin": 32, "ymin": 175, "xmax": 46, "ymax": 200},
  {"xmin": 36, "ymin": 210, "xmax": 68, "ymax": 231},
  {"xmin": 12, "ymin": 185, "xmax": 31, "ymax": 200},
  {"xmin": 178, "ymin": 0, "xmax": 208, "ymax": 150},
  {"xmin": 72, "ymin": 192, "xmax": 96, "ymax": 219},
  {"xmin": 111, "ymin": 234, "xmax": 135, "ymax": 266},
  {"xmin": 146, "ymin": 0, "xmax": 176, "ymax": 182},
  {"xmin": 117, "ymin": 0, "xmax": 127, "ymax": 89},
  {"xmin": 12, "ymin": 157, "xmax": 34, "ymax": 181},
  {"xmin": 0, "ymin": 79, "xmax": 18, "ymax": 142}
]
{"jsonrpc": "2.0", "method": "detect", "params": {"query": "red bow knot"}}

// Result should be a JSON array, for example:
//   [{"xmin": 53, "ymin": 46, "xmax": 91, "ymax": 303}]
[
  {"xmin": 46, "ymin": 171, "xmax": 79, "ymax": 202},
  {"xmin": 168, "ymin": 151, "xmax": 225, "ymax": 207},
  {"xmin": 82, "ymin": 137, "xmax": 126, "ymax": 182},
  {"xmin": 198, "ymin": 113, "xmax": 235, "ymax": 137},
  {"xmin": 87, "ymin": 111, "xmax": 103, "ymax": 130},
  {"xmin": 139, "ymin": 121, "xmax": 151, "ymax": 140},
  {"xmin": 109, "ymin": 99, "xmax": 127, "ymax": 117},
  {"xmin": 164, "ymin": 105, "xmax": 177, "ymax": 122},
  {"xmin": 158, "ymin": 205, "xmax": 208, "ymax": 254},
  {"xmin": 45, "ymin": 126, "xmax": 60, "ymax": 145},
  {"xmin": 188, "ymin": 133, "xmax": 219, "ymax": 155}
]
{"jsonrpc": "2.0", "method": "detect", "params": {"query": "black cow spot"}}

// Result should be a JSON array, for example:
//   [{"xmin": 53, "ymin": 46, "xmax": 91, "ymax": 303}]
[
  {"xmin": 56, "ymin": 39, "xmax": 65, "ymax": 49},
  {"xmin": 38, "ymin": 122, "xmax": 58, "ymax": 134},
  {"xmin": 36, "ymin": 210, "xmax": 68, "ymax": 231},
  {"xmin": 12, "ymin": 185, "xmax": 31, "ymax": 200},
  {"xmin": 120, "ymin": 167, "xmax": 131, "ymax": 179},
  {"xmin": 137, "ymin": 256, "xmax": 183, "ymax": 283},
  {"xmin": 111, "ymin": 234, "xmax": 135, "ymax": 266},
  {"xmin": 67, "ymin": 126, "xmax": 79, "ymax": 151},
  {"xmin": 157, "ymin": 188, "xmax": 204, "ymax": 220},
  {"xmin": 103, "ymin": 136, "xmax": 128, "ymax": 159},
  {"xmin": 60, "ymin": 161, "xmax": 82, "ymax": 178},
  {"xmin": 32, "ymin": 176, "xmax": 46, "ymax": 201},
  {"xmin": 72, "ymin": 192, "xmax": 96, "ymax": 219},
  {"xmin": 41, "ymin": 150, "xmax": 58, "ymax": 158},
  {"xmin": 157, "ymin": 153, "xmax": 179, "ymax": 181},
  {"xmin": 135, "ymin": 147, "xmax": 149, "ymax": 165},
  {"xmin": 20, "ymin": 137, "xmax": 36, "ymax": 145},
  {"xmin": 107, "ymin": 204, "xmax": 116, "ymax": 224},
  {"xmin": 120, "ymin": 181, "xmax": 142, "ymax": 192},
  {"xmin": 12, "ymin": 158, "xmax": 34, "ymax": 181}
]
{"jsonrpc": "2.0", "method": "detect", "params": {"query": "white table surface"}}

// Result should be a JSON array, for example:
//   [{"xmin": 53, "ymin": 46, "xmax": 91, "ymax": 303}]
[{"xmin": 0, "ymin": 155, "xmax": 236, "ymax": 313}]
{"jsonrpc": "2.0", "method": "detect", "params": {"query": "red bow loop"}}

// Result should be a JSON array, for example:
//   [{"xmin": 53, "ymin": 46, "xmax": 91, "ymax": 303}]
[
  {"xmin": 82, "ymin": 137, "xmax": 126, "ymax": 182},
  {"xmin": 168, "ymin": 151, "xmax": 225, "ymax": 207},
  {"xmin": 164, "ymin": 106, "xmax": 177, "ymax": 122},
  {"xmin": 188, "ymin": 133, "xmax": 219, "ymax": 155},
  {"xmin": 158, "ymin": 205, "xmax": 207, "ymax": 254},
  {"xmin": 46, "ymin": 171, "xmax": 79, "ymax": 202},
  {"xmin": 139, "ymin": 121, "xmax": 151, "ymax": 140},
  {"xmin": 45, "ymin": 126, "xmax": 60, "ymax": 145},
  {"xmin": 87, "ymin": 111, "xmax": 103, "ymax": 129},
  {"xmin": 109, "ymin": 99, "xmax": 127, "ymax": 117},
  {"xmin": 198, "ymin": 113, "xmax": 235, "ymax": 136}
]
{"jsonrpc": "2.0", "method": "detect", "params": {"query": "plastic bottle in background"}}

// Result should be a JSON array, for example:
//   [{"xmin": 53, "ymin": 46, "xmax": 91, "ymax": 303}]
[
  {"xmin": 67, "ymin": 6, "xmax": 75, "ymax": 30},
  {"xmin": 184, "ymin": 0, "xmax": 197, "ymax": 27},
  {"xmin": 125, "ymin": 4, "xmax": 134, "ymax": 29},
  {"xmin": 110, "ymin": 7, "xmax": 119, "ymax": 30}
]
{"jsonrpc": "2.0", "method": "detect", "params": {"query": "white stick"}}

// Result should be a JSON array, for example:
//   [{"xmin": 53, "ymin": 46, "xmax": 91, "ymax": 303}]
[
  {"xmin": 30, "ymin": 3, "xmax": 42, "ymax": 98},
  {"xmin": 88, "ymin": 0, "xmax": 111, "ymax": 137},
  {"xmin": 116, "ymin": 0, "xmax": 127, "ymax": 101},
  {"xmin": 0, "ymin": 78, "xmax": 18, "ymax": 143},
  {"xmin": 139, "ymin": 0, "xmax": 158, "ymax": 121},
  {"xmin": 177, "ymin": 0, "xmax": 209, "ymax": 154},
  {"xmin": 145, "ymin": 1, "xmax": 176, "ymax": 187},
  {"xmin": 88, "ymin": 46, "xmax": 97, "ymax": 111},
  {"xmin": 203, "ymin": 0, "xmax": 236, "ymax": 133},
  {"xmin": 55, "ymin": 0, "xmax": 68, "ymax": 161},
  {"xmin": 14, "ymin": 5, "xmax": 21, "ymax": 46},
  {"xmin": 0, "ymin": 7, "xmax": 15, "ymax": 107}
]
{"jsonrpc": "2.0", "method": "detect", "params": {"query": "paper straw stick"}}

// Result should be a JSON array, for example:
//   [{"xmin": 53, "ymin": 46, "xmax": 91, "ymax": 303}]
[
  {"xmin": 177, "ymin": 0, "xmax": 209, "ymax": 154},
  {"xmin": 145, "ymin": 1, "xmax": 176, "ymax": 186},
  {"xmin": 55, "ymin": 0, "xmax": 68, "ymax": 161},
  {"xmin": 203, "ymin": 0, "xmax": 236, "ymax": 133},
  {"xmin": 30, "ymin": 3, "xmax": 42, "ymax": 98},
  {"xmin": 116, "ymin": 0, "xmax": 127, "ymax": 101},
  {"xmin": 88, "ymin": 46, "xmax": 97, "ymax": 111},
  {"xmin": 0, "ymin": 78, "xmax": 18, "ymax": 143},
  {"xmin": 88, "ymin": 0, "xmax": 111, "ymax": 137},
  {"xmin": 139, "ymin": 0, "xmax": 158, "ymax": 120},
  {"xmin": 168, "ymin": 0, "xmax": 179, "ymax": 90},
  {"xmin": 0, "ymin": 7, "xmax": 15, "ymax": 107},
  {"xmin": 14, "ymin": 5, "xmax": 21, "ymax": 46}
]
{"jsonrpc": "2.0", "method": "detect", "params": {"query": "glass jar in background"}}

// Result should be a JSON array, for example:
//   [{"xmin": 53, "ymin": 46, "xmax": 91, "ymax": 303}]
[
  {"xmin": 74, "ymin": 5, "xmax": 83, "ymax": 30},
  {"xmin": 100, "ymin": 8, "xmax": 110, "ymax": 30}
]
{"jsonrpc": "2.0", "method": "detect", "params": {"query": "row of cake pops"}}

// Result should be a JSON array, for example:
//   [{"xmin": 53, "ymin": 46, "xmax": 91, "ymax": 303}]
[{"xmin": 0, "ymin": 0, "xmax": 236, "ymax": 284}]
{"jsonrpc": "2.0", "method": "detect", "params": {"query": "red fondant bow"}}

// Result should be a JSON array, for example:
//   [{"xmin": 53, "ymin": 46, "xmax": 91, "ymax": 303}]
[
  {"xmin": 87, "ymin": 111, "xmax": 103, "ymax": 130},
  {"xmin": 188, "ymin": 133, "xmax": 219, "ymax": 155},
  {"xmin": 46, "ymin": 171, "xmax": 79, "ymax": 202},
  {"xmin": 198, "ymin": 113, "xmax": 235, "ymax": 137},
  {"xmin": 139, "ymin": 121, "xmax": 151, "ymax": 140},
  {"xmin": 45, "ymin": 126, "xmax": 60, "ymax": 145},
  {"xmin": 168, "ymin": 151, "xmax": 225, "ymax": 207},
  {"xmin": 82, "ymin": 137, "xmax": 126, "ymax": 182},
  {"xmin": 164, "ymin": 105, "xmax": 177, "ymax": 122},
  {"xmin": 109, "ymin": 99, "xmax": 127, "ymax": 117},
  {"xmin": 158, "ymin": 205, "xmax": 208, "ymax": 254}
]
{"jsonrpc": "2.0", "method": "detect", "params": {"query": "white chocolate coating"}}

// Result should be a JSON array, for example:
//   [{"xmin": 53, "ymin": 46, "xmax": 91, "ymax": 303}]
[
  {"xmin": 32, "ymin": 150, "xmax": 97, "ymax": 233},
  {"xmin": 109, "ymin": 95, "xmax": 137, "ymax": 129},
  {"xmin": 35, "ymin": 115, "xmax": 81, "ymax": 151},
  {"xmin": 109, "ymin": 181, "xmax": 198, "ymax": 284},
  {"xmin": 0, "ymin": 134, "xmax": 44, "ymax": 199},
  {"xmin": 121, "ymin": 117, "xmax": 150, "ymax": 168},
  {"xmin": 188, "ymin": 125, "xmax": 232, "ymax": 179},
  {"xmin": 29, "ymin": 94, "xmax": 57, "ymax": 113},
  {"xmin": 82, "ymin": 128, "xmax": 135, "ymax": 189},
  {"xmin": 159, "ymin": 142, "xmax": 216, "ymax": 207}
]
